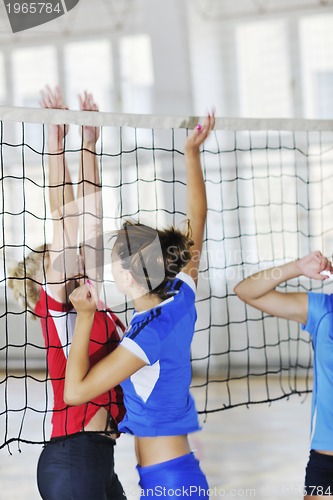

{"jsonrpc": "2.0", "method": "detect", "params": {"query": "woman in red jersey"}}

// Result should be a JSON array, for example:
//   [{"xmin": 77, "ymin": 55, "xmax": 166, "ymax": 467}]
[{"xmin": 9, "ymin": 86, "xmax": 126, "ymax": 500}]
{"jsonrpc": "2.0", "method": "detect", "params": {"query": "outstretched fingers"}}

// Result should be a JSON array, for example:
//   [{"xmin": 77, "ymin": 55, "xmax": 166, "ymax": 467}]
[
  {"xmin": 198, "ymin": 111, "xmax": 216, "ymax": 137},
  {"xmin": 40, "ymin": 85, "xmax": 65, "ymax": 110},
  {"xmin": 79, "ymin": 91, "xmax": 99, "ymax": 112},
  {"xmin": 78, "ymin": 91, "xmax": 100, "ymax": 143},
  {"xmin": 39, "ymin": 85, "xmax": 68, "ymax": 142},
  {"xmin": 187, "ymin": 110, "xmax": 215, "ymax": 150}
]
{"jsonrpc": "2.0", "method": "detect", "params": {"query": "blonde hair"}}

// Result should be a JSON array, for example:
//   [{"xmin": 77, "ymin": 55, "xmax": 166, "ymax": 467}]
[{"xmin": 8, "ymin": 245, "xmax": 49, "ymax": 319}]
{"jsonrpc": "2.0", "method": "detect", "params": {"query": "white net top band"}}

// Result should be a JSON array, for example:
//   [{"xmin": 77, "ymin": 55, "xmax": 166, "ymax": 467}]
[{"xmin": 0, "ymin": 106, "xmax": 333, "ymax": 131}]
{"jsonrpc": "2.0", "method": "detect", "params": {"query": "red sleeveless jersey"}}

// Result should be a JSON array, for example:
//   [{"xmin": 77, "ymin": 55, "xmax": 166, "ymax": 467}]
[{"xmin": 35, "ymin": 287, "xmax": 125, "ymax": 439}]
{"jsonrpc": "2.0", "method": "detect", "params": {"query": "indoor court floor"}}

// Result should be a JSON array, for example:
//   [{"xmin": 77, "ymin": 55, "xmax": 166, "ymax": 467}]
[{"xmin": 0, "ymin": 376, "xmax": 312, "ymax": 500}]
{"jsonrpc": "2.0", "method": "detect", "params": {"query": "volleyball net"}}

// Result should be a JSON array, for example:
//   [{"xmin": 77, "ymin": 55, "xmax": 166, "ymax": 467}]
[{"xmin": 1, "ymin": 106, "xmax": 333, "ymax": 449}]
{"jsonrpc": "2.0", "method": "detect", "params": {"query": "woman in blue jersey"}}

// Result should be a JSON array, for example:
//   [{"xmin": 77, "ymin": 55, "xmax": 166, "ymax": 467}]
[
  {"xmin": 64, "ymin": 113, "xmax": 215, "ymax": 497},
  {"xmin": 234, "ymin": 251, "xmax": 333, "ymax": 499}
]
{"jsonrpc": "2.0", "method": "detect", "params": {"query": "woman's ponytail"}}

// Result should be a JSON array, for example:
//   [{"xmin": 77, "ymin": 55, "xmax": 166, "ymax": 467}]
[{"xmin": 114, "ymin": 222, "xmax": 193, "ymax": 300}]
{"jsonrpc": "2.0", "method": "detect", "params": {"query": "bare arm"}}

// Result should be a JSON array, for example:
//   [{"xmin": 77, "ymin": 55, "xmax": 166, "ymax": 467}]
[
  {"xmin": 40, "ymin": 86, "xmax": 78, "ymax": 302},
  {"xmin": 64, "ymin": 283, "xmax": 146, "ymax": 405},
  {"xmin": 234, "ymin": 251, "xmax": 333, "ymax": 325},
  {"xmin": 182, "ymin": 113, "xmax": 215, "ymax": 285},
  {"xmin": 76, "ymin": 92, "xmax": 102, "ymax": 289},
  {"xmin": 40, "ymin": 86, "xmax": 74, "ymax": 218}
]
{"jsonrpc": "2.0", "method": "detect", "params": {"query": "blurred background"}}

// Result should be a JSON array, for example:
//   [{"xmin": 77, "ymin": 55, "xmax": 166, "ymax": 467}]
[{"xmin": 0, "ymin": 0, "xmax": 332, "ymax": 118}]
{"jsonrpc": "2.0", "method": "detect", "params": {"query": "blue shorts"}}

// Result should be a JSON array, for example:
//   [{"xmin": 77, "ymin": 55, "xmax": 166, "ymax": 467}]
[
  {"xmin": 137, "ymin": 452, "xmax": 209, "ymax": 499},
  {"xmin": 37, "ymin": 432, "xmax": 126, "ymax": 500},
  {"xmin": 304, "ymin": 450, "xmax": 333, "ymax": 496}
]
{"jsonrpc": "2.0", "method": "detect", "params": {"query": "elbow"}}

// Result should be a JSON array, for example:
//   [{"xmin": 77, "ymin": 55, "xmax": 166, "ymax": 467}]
[
  {"xmin": 234, "ymin": 282, "xmax": 243, "ymax": 299},
  {"xmin": 234, "ymin": 282, "xmax": 249, "ymax": 303},
  {"xmin": 234, "ymin": 282, "xmax": 258, "ymax": 307},
  {"xmin": 64, "ymin": 385, "xmax": 85, "ymax": 407}
]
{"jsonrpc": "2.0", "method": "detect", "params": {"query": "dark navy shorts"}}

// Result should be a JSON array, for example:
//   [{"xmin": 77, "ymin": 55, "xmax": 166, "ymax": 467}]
[
  {"xmin": 37, "ymin": 432, "xmax": 126, "ymax": 500},
  {"xmin": 304, "ymin": 449, "xmax": 333, "ymax": 496},
  {"xmin": 137, "ymin": 452, "xmax": 209, "ymax": 498}
]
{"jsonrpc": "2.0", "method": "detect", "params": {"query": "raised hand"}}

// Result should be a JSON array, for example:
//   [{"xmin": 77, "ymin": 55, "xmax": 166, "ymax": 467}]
[
  {"xmin": 181, "ymin": 111, "xmax": 215, "ymax": 286},
  {"xmin": 78, "ymin": 91, "xmax": 100, "ymax": 144},
  {"xmin": 69, "ymin": 282, "xmax": 98, "ymax": 315},
  {"xmin": 296, "ymin": 251, "xmax": 333, "ymax": 280},
  {"xmin": 185, "ymin": 112, "xmax": 215, "ymax": 155},
  {"xmin": 39, "ymin": 85, "xmax": 68, "ymax": 144}
]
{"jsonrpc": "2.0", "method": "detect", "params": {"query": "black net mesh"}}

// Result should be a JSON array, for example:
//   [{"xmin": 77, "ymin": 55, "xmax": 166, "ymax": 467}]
[{"xmin": 1, "ymin": 109, "xmax": 333, "ymax": 449}]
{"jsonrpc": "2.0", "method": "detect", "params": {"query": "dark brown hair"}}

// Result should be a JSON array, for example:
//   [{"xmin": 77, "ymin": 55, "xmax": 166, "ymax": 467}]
[{"xmin": 113, "ymin": 222, "xmax": 193, "ymax": 300}]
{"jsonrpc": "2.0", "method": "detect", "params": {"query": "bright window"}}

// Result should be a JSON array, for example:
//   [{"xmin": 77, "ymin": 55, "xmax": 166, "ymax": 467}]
[
  {"xmin": 120, "ymin": 34, "xmax": 154, "ymax": 113},
  {"xmin": 12, "ymin": 46, "xmax": 57, "ymax": 106},
  {"xmin": 64, "ymin": 40, "xmax": 113, "ymax": 112},
  {"xmin": 237, "ymin": 20, "xmax": 292, "ymax": 118},
  {"xmin": 300, "ymin": 14, "xmax": 333, "ymax": 119}
]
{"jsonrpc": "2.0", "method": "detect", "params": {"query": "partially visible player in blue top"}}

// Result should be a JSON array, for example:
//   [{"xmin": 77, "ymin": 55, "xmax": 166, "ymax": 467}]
[
  {"xmin": 234, "ymin": 251, "xmax": 333, "ymax": 500},
  {"xmin": 64, "ymin": 113, "xmax": 215, "ymax": 497}
]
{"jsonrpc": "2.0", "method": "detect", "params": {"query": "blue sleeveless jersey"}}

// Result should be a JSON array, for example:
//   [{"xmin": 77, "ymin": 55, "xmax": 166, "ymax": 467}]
[
  {"xmin": 118, "ymin": 272, "xmax": 201, "ymax": 437},
  {"xmin": 302, "ymin": 292, "xmax": 333, "ymax": 451}
]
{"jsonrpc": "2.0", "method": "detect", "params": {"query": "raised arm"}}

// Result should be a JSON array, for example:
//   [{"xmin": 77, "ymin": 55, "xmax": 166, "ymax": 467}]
[
  {"xmin": 234, "ymin": 251, "xmax": 333, "ymax": 325},
  {"xmin": 182, "ymin": 113, "xmax": 215, "ymax": 285},
  {"xmin": 76, "ymin": 92, "xmax": 103, "ymax": 290},
  {"xmin": 40, "ymin": 86, "xmax": 73, "ymax": 216},
  {"xmin": 40, "ymin": 86, "xmax": 78, "ymax": 302}
]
